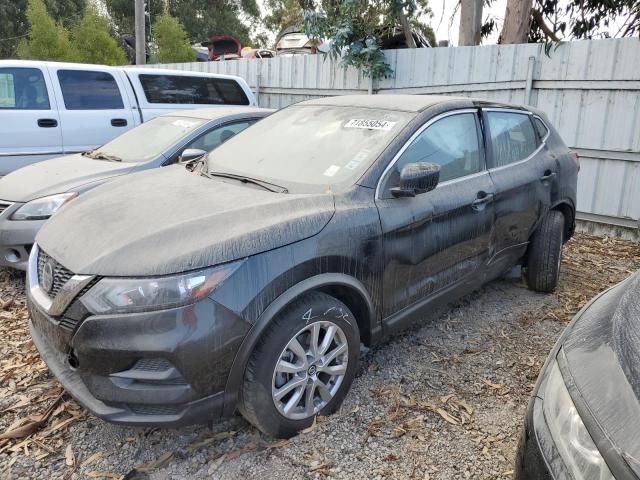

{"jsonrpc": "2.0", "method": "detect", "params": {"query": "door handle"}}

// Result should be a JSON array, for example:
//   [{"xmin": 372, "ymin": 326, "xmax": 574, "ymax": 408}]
[
  {"xmin": 471, "ymin": 192, "xmax": 494, "ymax": 211},
  {"xmin": 540, "ymin": 170, "xmax": 557, "ymax": 181},
  {"xmin": 111, "ymin": 118, "xmax": 128, "ymax": 127},
  {"xmin": 37, "ymin": 118, "xmax": 58, "ymax": 128}
]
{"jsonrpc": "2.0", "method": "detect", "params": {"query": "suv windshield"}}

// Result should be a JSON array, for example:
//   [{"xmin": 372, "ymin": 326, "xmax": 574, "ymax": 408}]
[
  {"xmin": 205, "ymin": 105, "xmax": 413, "ymax": 193},
  {"xmin": 95, "ymin": 115, "xmax": 207, "ymax": 163}
]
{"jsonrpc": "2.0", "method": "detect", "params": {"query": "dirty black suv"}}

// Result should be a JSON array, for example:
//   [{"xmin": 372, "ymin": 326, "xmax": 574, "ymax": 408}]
[{"xmin": 27, "ymin": 95, "xmax": 578, "ymax": 438}]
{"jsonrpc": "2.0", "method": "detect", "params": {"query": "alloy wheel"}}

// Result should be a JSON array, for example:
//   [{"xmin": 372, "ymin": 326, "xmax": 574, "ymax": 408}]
[{"xmin": 271, "ymin": 321, "xmax": 349, "ymax": 420}]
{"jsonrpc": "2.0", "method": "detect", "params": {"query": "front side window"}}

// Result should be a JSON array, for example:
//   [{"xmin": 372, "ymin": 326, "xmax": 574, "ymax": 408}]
[
  {"xmin": 486, "ymin": 111, "xmax": 538, "ymax": 168},
  {"xmin": 57, "ymin": 70, "xmax": 124, "ymax": 110},
  {"xmin": 139, "ymin": 74, "xmax": 249, "ymax": 105},
  {"xmin": 382, "ymin": 112, "xmax": 482, "ymax": 195},
  {"xmin": 0, "ymin": 67, "xmax": 50, "ymax": 110},
  {"xmin": 187, "ymin": 121, "xmax": 254, "ymax": 152}
]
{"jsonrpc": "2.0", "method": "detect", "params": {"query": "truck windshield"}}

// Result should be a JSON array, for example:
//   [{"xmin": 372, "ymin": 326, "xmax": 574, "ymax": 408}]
[
  {"xmin": 205, "ymin": 105, "xmax": 413, "ymax": 193},
  {"xmin": 95, "ymin": 116, "xmax": 206, "ymax": 163}
]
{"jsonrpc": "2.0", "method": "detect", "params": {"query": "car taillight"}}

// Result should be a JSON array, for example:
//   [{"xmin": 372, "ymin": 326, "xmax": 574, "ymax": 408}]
[{"xmin": 569, "ymin": 151, "xmax": 580, "ymax": 171}]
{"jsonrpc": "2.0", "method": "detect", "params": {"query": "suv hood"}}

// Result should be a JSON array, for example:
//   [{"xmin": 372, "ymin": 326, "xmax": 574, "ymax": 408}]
[
  {"xmin": 562, "ymin": 271, "xmax": 640, "ymax": 472},
  {"xmin": 0, "ymin": 154, "xmax": 136, "ymax": 202},
  {"xmin": 36, "ymin": 166, "xmax": 335, "ymax": 276}
]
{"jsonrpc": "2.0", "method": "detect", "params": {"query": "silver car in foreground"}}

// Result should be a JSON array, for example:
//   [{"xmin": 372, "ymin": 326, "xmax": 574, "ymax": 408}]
[{"xmin": 0, "ymin": 106, "xmax": 271, "ymax": 270}]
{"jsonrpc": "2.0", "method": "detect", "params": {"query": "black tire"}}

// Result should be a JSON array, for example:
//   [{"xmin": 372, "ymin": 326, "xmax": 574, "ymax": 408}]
[
  {"xmin": 525, "ymin": 210, "xmax": 565, "ymax": 293},
  {"xmin": 238, "ymin": 292, "xmax": 360, "ymax": 438}
]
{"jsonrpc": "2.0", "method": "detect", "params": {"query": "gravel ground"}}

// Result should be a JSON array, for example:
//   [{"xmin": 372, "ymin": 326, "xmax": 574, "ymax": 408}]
[{"xmin": 1, "ymin": 233, "xmax": 639, "ymax": 480}]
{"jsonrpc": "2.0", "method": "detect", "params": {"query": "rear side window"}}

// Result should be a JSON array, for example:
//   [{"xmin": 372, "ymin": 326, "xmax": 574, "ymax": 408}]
[
  {"xmin": 138, "ymin": 74, "xmax": 249, "ymax": 105},
  {"xmin": 57, "ymin": 70, "xmax": 124, "ymax": 110},
  {"xmin": 533, "ymin": 117, "xmax": 549, "ymax": 140},
  {"xmin": 486, "ymin": 111, "xmax": 538, "ymax": 168},
  {"xmin": 391, "ymin": 112, "xmax": 482, "ymax": 185},
  {"xmin": 0, "ymin": 67, "xmax": 50, "ymax": 109}
]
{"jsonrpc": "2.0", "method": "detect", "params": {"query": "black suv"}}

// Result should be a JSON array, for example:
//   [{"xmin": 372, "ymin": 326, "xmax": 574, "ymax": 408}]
[{"xmin": 27, "ymin": 95, "xmax": 578, "ymax": 438}]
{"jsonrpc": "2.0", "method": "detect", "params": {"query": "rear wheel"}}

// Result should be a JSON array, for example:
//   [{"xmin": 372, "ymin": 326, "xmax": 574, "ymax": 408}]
[
  {"xmin": 525, "ymin": 210, "xmax": 565, "ymax": 293},
  {"xmin": 239, "ymin": 292, "xmax": 360, "ymax": 438}
]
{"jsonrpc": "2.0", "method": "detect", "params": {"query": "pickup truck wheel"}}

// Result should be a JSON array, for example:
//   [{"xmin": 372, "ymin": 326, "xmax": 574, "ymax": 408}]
[
  {"xmin": 525, "ymin": 210, "xmax": 565, "ymax": 293},
  {"xmin": 239, "ymin": 292, "xmax": 360, "ymax": 438}
]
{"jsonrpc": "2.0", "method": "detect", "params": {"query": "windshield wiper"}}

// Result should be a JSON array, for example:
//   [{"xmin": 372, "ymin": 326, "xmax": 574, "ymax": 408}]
[
  {"xmin": 82, "ymin": 149, "xmax": 122, "ymax": 162},
  {"xmin": 202, "ymin": 170, "xmax": 288, "ymax": 194}
]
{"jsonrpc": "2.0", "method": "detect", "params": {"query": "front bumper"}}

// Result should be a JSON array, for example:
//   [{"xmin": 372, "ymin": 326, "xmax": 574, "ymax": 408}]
[
  {"xmin": 27, "ymin": 286, "xmax": 251, "ymax": 427},
  {"xmin": 0, "ymin": 202, "xmax": 43, "ymax": 270}
]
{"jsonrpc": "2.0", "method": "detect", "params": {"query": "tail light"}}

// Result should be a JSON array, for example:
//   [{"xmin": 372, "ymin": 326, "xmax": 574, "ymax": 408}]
[{"xmin": 569, "ymin": 151, "xmax": 580, "ymax": 171}]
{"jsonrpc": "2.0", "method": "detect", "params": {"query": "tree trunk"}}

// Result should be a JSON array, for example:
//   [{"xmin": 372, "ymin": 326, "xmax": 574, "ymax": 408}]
[
  {"xmin": 500, "ymin": 0, "xmax": 533, "ymax": 44},
  {"xmin": 398, "ymin": 11, "xmax": 417, "ymax": 48},
  {"xmin": 458, "ymin": 0, "xmax": 483, "ymax": 46}
]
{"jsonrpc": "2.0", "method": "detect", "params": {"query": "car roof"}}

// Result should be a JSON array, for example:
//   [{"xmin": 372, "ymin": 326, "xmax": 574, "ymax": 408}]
[
  {"xmin": 161, "ymin": 106, "xmax": 274, "ymax": 120},
  {"xmin": 299, "ymin": 94, "xmax": 527, "ymax": 113}
]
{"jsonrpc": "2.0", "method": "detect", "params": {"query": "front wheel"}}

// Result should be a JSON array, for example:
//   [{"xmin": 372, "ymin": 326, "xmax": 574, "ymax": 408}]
[
  {"xmin": 238, "ymin": 292, "xmax": 360, "ymax": 438},
  {"xmin": 525, "ymin": 210, "xmax": 565, "ymax": 293}
]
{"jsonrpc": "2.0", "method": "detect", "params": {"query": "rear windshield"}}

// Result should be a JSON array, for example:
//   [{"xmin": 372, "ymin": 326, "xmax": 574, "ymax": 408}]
[
  {"xmin": 138, "ymin": 74, "xmax": 249, "ymax": 105},
  {"xmin": 206, "ymin": 105, "xmax": 413, "ymax": 193},
  {"xmin": 98, "ymin": 115, "xmax": 206, "ymax": 162}
]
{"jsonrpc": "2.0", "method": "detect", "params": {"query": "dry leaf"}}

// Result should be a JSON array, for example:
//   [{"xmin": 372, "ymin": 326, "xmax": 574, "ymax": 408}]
[{"xmin": 65, "ymin": 444, "xmax": 75, "ymax": 467}]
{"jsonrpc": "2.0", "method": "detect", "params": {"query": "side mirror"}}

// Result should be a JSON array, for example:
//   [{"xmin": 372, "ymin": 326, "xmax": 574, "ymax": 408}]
[
  {"xmin": 179, "ymin": 148, "xmax": 207, "ymax": 164},
  {"xmin": 390, "ymin": 162, "xmax": 440, "ymax": 198}
]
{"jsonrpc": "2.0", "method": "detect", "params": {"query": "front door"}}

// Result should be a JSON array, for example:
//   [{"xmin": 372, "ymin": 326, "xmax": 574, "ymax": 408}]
[
  {"xmin": 0, "ymin": 65, "xmax": 63, "ymax": 175},
  {"xmin": 376, "ymin": 110, "xmax": 495, "ymax": 320}
]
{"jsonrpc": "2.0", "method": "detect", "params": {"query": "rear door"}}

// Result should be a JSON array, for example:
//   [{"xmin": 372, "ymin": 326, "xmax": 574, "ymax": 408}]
[
  {"xmin": 483, "ymin": 108, "xmax": 549, "ymax": 266},
  {"xmin": 0, "ymin": 64, "xmax": 62, "ymax": 175},
  {"xmin": 376, "ymin": 110, "xmax": 496, "ymax": 318},
  {"xmin": 125, "ymin": 71, "xmax": 254, "ymax": 121},
  {"xmin": 49, "ymin": 65, "xmax": 136, "ymax": 154}
]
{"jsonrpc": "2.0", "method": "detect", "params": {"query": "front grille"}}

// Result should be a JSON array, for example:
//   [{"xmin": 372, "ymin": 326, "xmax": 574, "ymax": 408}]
[
  {"xmin": 127, "ymin": 403, "xmax": 182, "ymax": 416},
  {"xmin": 37, "ymin": 249, "xmax": 75, "ymax": 298},
  {"xmin": 0, "ymin": 201, "xmax": 12, "ymax": 215}
]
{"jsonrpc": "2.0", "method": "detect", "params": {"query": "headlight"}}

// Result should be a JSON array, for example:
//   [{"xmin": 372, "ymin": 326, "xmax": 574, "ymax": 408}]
[
  {"xmin": 80, "ymin": 261, "xmax": 243, "ymax": 314},
  {"xmin": 543, "ymin": 361, "xmax": 614, "ymax": 479},
  {"xmin": 11, "ymin": 192, "xmax": 78, "ymax": 220}
]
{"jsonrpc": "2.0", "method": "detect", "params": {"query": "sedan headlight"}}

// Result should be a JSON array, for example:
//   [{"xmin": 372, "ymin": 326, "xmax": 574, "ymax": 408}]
[
  {"xmin": 543, "ymin": 361, "xmax": 614, "ymax": 479},
  {"xmin": 11, "ymin": 192, "xmax": 78, "ymax": 220},
  {"xmin": 80, "ymin": 261, "xmax": 243, "ymax": 315}
]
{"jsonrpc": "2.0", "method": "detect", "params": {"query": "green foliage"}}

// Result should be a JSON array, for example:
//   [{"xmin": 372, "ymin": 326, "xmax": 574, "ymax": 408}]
[
  {"xmin": 103, "ymin": 0, "xmax": 261, "ymax": 47},
  {"xmin": 103, "ymin": 0, "xmax": 164, "ymax": 34},
  {"xmin": 71, "ymin": 6, "xmax": 127, "ymax": 65},
  {"xmin": 1, "ymin": 0, "xmax": 84, "ymax": 59},
  {"xmin": 303, "ymin": 0, "xmax": 434, "ymax": 80},
  {"xmin": 17, "ymin": 0, "xmax": 79, "ymax": 61},
  {"xmin": 151, "ymin": 13, "xmax": 197, "ymax": 63}
]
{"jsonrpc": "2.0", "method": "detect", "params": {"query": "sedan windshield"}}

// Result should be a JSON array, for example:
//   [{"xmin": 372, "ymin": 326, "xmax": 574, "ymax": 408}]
[
  {"xmin": 205, "ymin": 105, "xmax": 414, "ymax": 193},
  {"xmin": 95, "ymin": 116, "xmax": 207, "ymax": 163}
]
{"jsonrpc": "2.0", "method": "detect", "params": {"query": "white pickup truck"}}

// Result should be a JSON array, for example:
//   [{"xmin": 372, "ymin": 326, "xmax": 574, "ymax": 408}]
[{"xmin": 0, "ymin": 60, "xmax": 256, "ymax": 176}]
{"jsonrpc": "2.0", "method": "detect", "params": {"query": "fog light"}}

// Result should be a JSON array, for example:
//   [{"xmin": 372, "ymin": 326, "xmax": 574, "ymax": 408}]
[{"xmin": 4, "ymin": 249, "xmax": 21, "ymax": 263}]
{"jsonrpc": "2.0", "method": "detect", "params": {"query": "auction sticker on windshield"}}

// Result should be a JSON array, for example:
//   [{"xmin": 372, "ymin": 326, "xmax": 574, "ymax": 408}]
[{"xmin": 344, "ymin": 119, "xmax": 397, "ymax": 131}]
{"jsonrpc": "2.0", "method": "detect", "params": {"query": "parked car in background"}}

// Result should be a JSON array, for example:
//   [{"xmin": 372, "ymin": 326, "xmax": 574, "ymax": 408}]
[
  {"xmin": 0, "ymin": 60, "xmax": 256, "ymax": 175},
  {"xmin": 27, "ymin": 95, "xmax": 577, "ymax": 438},
  {"xmin": 241, "ymin": 48, "xmax": 276, "ymax": 60},
  {"xmin": 0, "ymin": 106, "xmax": 270, "ymax": 270},
  {"xmin": 516, "ymin": 270, "xmax": 640, "ymax": 480},
  {"xmin": 206, "ymin": 36, "xmax": 242, "ymax": 61},
  {"xmin": 275, "ymin": 26, "xmax": 321, "ymax": 55}
]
